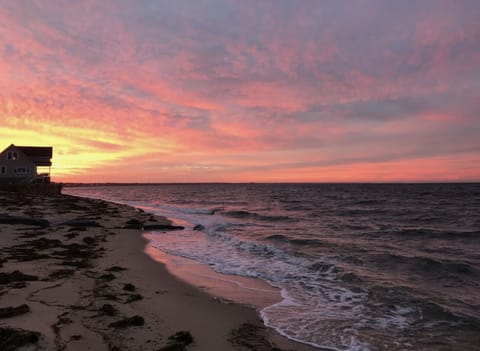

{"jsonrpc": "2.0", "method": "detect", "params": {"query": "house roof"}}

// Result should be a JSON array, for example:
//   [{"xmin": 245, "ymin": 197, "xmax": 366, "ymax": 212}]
[
  {"xmin": 3, "ymin": 145, "xmax": 54, "ymax": 166},
  {"xmin": 16, "ymin": 146, "xmax": 53, "ymax": 159}
]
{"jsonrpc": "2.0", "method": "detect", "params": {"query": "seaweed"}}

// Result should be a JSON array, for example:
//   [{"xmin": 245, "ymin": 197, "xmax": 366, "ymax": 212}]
[
  {"xmin": 100, "ymin": 304, "xmax": 117, "ymax": 316},
  {"xmin": 0, "ymin": 304, "xmax": 30, "ymax": 319},
  {"xmin": 123, "ymin": 283, "xmax": 136, "ymax": 292},
  {"xmin": 0, "ymin": 271, "xmax": 38, "ymax": 285},
  {"xmin": 108, "ymin": 315, "xmax": 144, "ymax": 328},
  {"xmin": 158, "ymin": 331, "xmax": 194, "ymax": 351},
  {"xmin": 0, "ymin": 327, "xmax": 40, "ymax": 351},
  {"xmin": 124, "ymin": 293, "xmax": 143, "ymax": 303},
  {"xmin": 105, "ymin": 266, "xmax": 127, "ymax": 272}
]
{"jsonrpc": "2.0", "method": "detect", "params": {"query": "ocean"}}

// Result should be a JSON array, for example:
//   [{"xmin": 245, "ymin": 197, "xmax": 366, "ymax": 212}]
[{"xmin": 63, "ymin": 183, "xmax": 480, "ymax": 351}]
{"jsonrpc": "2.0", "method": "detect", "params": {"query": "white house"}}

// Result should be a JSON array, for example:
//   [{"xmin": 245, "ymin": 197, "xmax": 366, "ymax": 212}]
[{"xmin": 0, "ymin": 144, "xmax": 53, "ymax": 184}]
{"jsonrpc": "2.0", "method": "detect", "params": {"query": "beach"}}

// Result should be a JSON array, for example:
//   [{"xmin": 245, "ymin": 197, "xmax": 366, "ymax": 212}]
[
  {"xmin": 63, "ymin": 183, "xmax": 480, "ymax": 351},
  {"xmin": 0, "ymin": 190, "xmax": 319, "ymax": 351}
]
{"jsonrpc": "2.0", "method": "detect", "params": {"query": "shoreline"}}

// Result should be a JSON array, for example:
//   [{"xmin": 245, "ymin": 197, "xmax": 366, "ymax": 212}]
[{"xmin": 0, "ymin": 191, "xmax": 321, "ymax": 350}]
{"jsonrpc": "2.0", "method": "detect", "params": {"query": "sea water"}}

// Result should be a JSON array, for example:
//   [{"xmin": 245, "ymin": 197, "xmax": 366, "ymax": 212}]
[{"xmin": 64, "ymin": 183, "xmax": 480, "ymax": 351}]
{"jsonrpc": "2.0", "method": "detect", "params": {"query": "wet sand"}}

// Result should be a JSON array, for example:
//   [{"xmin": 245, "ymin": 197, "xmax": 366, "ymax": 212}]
[
  {"xmin": 144, "ymin": 239, "xmax": 282, "ymax": 309},
  {"xmin": 0, "ymin": 190, "xmax": 321, "ymax": 350}
]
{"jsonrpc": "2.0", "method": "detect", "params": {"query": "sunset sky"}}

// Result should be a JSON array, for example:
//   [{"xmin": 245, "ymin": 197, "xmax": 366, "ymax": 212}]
[{"xmin": 1, "ymin": 0, "xmax": 479, "ymax": 182}]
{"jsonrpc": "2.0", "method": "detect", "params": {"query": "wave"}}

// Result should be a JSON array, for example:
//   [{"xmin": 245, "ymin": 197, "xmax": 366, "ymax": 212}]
[
  {"xmin": 309, "ymin": 261, "xmax": 339, "ymax": 276},
  {"xmin": 158, "ymin": 205, "xmax": 219, "ymax": 216},
  {"xmin": 223, "ymin": 210, "xmax": 295, "ymax": 222},
  {"xmin": 265, "ymin": 234, "xmax": 289, "ymax": 242},
  {"xmin": 289, "ymin": 238, "xmax": 325, "ymax": 246},
  {"xmin": 340, "ymin": 208, "xmax": 389, "ymax": 216},
  {"xmin": 388, "ymin": 228, "xmax": 480, "ymax": 239},
  {"xmin": 351, "ymin": 199, "xmax": 382, "ymax": 206},
  {"xmin": 265, "ymin": 234, "xmax": 327, "ymax": 248},
  {"xmin": 367, "ymin": 284, "xmax": 480, "ymax": 329},
  {"xmin": 339, "ymin": 271, "xmax": 364, "ymax": 284},
  {"xmin": 370, "ymin": 253, "xmax": 476, "ymax": 276}
]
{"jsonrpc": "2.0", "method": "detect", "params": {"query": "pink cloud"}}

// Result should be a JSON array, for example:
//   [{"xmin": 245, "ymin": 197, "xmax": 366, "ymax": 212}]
[{"xmin": 0, "ymin": 1, "xmax": 479, "ymax": 182}]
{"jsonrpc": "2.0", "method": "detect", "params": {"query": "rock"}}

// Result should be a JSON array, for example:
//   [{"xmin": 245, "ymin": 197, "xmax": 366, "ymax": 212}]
[
  {"xmin": 108, "ymin": 315, "xmax": 145, "ymax": 328},
  {"xmin": 193, "ymin": 224, "xmax": 205, "ymax": 231},
  {"xmin": 123, "ymin": 219, "xmax": 143, "ymax": 229},
  {"xmin": 123, "ymin": 219, "xmax": 184, "ymax": 231},
  {"xmin": 0, "ymin": 304, "xmax": 30, "ymax": 319}
]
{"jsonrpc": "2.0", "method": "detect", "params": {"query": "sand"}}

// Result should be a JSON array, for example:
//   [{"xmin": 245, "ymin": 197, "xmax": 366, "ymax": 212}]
[{"xmin": 0, "ymin": 190, "xmax": 321, "ymax": 351}]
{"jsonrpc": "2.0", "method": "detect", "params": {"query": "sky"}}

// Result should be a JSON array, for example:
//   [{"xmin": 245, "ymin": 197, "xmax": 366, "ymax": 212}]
[{"xmin": 1, "ymin": 0, "xmax": 479, "ymax": 182}]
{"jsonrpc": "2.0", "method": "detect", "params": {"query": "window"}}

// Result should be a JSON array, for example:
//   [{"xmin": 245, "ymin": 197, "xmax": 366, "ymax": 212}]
[
  {"xmin": 7, "ymin": 151, "xmax": 18, "ymax": 160},
  {"xmin": 15, "ymin": 167, "xmax": 29, "ymax": 174},
  {"xmin": 0, "ymin": 165, "xmax": 6, "ymax": 174}
]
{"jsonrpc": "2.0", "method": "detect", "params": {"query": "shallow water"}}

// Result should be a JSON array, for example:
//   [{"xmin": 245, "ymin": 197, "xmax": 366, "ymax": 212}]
[{"xmin": 64, "ymin": 183, "xmax": 480, "ymax": 351}]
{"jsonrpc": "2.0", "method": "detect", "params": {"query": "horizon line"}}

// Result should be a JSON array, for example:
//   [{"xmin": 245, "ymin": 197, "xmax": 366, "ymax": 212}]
[{"xmin": 61, "ymin": 180, "xmax": 480, "ymax": 186}]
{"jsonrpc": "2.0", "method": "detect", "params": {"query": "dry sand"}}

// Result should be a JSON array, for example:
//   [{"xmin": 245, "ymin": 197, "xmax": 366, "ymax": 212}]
[{"xmin": 0, "ymin": 191, "xmax": 320, "ymax": 351}]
